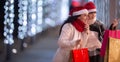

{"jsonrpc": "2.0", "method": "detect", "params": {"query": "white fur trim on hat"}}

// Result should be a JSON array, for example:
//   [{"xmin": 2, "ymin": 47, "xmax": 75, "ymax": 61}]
[
  {"xmin": 73, "ymin": 9, "xmax": 88, "ymax": 16},
  {"xmin": 88, "ymin": 9, "xmax": 96, "ymax": 13}
]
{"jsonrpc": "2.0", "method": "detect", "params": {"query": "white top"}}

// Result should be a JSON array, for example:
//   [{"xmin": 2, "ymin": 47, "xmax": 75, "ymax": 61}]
[{"xmin": 53, "ymin": 23, "xmax": 101, "ymax": 62}]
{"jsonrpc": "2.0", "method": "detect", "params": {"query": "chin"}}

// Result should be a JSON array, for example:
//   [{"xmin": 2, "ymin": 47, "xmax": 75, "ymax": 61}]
[{"xmin": 88, "ymin": 20, "xmax": 96, "ymax": 25}]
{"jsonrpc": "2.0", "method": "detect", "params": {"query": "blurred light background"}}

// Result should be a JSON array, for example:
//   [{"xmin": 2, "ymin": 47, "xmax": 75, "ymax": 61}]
[{"xmin": 0, "ymin": 0, "xmax": 120, "ymax": 62}]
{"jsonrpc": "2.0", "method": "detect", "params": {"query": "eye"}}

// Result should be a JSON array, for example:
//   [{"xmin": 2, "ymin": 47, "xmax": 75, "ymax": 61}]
[{"xmin": 84, "ymin": 14, "xmax": 87, "ymax": 16}]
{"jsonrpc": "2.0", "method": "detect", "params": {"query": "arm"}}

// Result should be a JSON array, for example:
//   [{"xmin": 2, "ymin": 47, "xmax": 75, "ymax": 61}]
[
  {"xmin": 109, "ymin": 19, "xmax": 118, "ymax": 30},
  {"xmin": 109, "ymin": 24, "xmax": 116, "ymax": 30},
  {"xmin": 58, "ymin": 23, "xmax": 80, "ymax": 49},
  {"xmin": 96, "ymin": 21, "xmax": 105, "ymax": 41}
]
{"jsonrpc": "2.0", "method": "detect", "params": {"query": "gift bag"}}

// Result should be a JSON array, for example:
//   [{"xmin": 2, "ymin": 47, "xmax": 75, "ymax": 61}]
[
  {"xmin": 100, "ymin": 30, "xmax": 120, "ymax": 57},
  {"xmin": 72, "ymin": 48, "xmax": 89, "ymax": 62},
  {"xmin": 108, "ymin": 37, "xmax": 120, "ymax": 62}
]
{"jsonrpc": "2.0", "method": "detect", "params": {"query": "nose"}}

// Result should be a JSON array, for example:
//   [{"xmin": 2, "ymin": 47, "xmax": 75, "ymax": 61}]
[{"xmin": 92, "ymin": 13, "xmax": 96, "ymax": 17}]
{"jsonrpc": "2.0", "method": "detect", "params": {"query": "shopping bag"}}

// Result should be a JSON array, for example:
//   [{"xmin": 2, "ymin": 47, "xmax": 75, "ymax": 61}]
[
  {"xmin": 100, "ymin": 30, "xmax": 120, "ymax": 57},
  {"xmin": 68, "ymin": 50, "xmax": 73, "ymax": 62},
  {"xmin": 108, "ymin": 37, "xmax": 120, "ymax": 62},
  {"xmin": 72, "ymin": 48, "xmax": 89, "ymax": 62}
]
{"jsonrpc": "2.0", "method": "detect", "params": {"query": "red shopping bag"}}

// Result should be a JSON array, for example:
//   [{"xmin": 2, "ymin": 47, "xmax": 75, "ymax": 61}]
[
  {"xmin": 100, "ymin": 30, "xmax": 120, "ymax": 57},
  {"xmin": 72, "ymin": 48, "xmax": 89, "ymax": 62}
]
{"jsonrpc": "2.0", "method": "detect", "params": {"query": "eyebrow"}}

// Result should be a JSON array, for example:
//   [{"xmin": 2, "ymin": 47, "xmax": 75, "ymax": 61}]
[{"xmin": 89, "ymin": 12, "xmax": 96, "ymax": 14}]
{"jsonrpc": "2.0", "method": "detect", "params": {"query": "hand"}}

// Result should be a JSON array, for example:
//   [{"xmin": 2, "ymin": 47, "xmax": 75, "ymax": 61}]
[
  {"xmin": 84, "ymin": 23, "xmax": 90, "ymax": 34},
  {"xmin": 83, "ymin": 19, "xmax": 90, "ymax": 34},
  {"xmin": 76, "ymin": 39, "xmax": 81, "ymax": 45},
  {"xmin": 74, "ymin": 39, "xmax": 81, "ymax": 49},
  {"xmin": 112, "ymin": 19, "xmax": 119, "ymax": 27}
]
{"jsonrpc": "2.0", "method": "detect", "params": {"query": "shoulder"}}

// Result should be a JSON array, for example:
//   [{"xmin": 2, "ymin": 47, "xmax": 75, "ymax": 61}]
[
  {"xmin": 95, "ymin": 20, "xmax": 104, "ymax": 25},
  {"xmin": 62, "ymin": 23, "xmax": 74, "ymax": 30},
  {"xmin": 63, "ymin": 23, "xmax": 73, "ymax": 28},
  {"xmin": 95, "ymin": 20, "xmax": 106, "ymax": 29}
]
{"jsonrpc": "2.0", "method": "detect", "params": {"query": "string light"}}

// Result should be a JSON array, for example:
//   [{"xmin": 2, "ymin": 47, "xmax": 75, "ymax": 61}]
[
  {"xmin": 27, "ymin": 0, "xmax": 37, "ymax": 36},
  {"xmin": 18, "ymin": 0, "xmax": 28, "ymax": 39},
  {"xmin": 4, "ymin": 0, "xmax": 14, "ymax": 45},
  {"xmin": 36, "ymin": 0, "xmax": 43, "ymax": 33}
]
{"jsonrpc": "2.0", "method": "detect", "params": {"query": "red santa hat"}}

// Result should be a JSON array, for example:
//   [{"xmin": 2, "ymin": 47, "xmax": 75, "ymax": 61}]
[
  {"xmin": 69, "ymin": 6, "xmax": 88, "ymax": 16},
  {"xmin": 84, "ymin": 2, "xmax": 96, "ymax": 13}
]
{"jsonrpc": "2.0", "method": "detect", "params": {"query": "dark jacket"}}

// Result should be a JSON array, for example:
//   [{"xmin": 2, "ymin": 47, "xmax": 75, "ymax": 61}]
[
  {"xmin": 89, "ymin": 20, "xmax": 116, "ymax": 41},
  {"xmin": 89, "ymin": 20, "xmax": 105, "ymax": 41}
]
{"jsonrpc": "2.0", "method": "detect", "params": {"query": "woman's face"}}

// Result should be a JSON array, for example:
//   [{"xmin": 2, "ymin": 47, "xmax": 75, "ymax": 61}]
[
  {"xmin": 87, "ymin": 12, "xmax": 97, "ymax": 25},
  {"xmin": 88, "ymin": 12, "xmax": 96, "ymax": 20},
  {"xmin": 78, "ymin": 13, "xmax": 88, "ymax": 23}
]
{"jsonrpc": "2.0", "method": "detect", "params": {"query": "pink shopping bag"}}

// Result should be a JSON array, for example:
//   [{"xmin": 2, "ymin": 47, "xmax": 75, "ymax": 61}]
[{"xmin": 100, "ymin": 30, "xmax": 120, "ymax": 57}]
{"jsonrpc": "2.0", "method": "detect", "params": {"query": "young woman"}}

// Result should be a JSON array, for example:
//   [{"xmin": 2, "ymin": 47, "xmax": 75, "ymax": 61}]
[
  {"xmin": 53, "ymin": 6, "xmax": 101, "ymax": 62},
  {"xmin": 84, "ymin": 2, "xmax": 118, "ymax": 62}
]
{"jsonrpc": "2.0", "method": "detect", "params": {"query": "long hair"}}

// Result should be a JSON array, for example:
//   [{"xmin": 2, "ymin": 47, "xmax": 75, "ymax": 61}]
[{"xmin": 59, "ymin": 15, "xmax": 80, "ymax": 35}]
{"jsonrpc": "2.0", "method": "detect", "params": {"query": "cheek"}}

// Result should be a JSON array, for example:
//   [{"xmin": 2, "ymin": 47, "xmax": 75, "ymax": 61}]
[
  {"xmin": 89, "ymin": 15, "xmax": 92, "ymax": 19},
  {"xmin": 84, "ymin": 16, "xmax": 87, "ymax": 20},
  {"xmin": 78, "ymin": 15, "xmax": 87, "ymax": 20}
]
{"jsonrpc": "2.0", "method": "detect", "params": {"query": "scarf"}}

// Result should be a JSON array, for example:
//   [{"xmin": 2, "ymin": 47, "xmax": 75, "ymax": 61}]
[{"xmin": 72, "ymin": 19, "xmax": 85, "ymax": 32}]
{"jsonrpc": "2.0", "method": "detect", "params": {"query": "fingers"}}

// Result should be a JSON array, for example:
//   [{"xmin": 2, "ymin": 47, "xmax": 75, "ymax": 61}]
[
  {"xmin": 112, "ymin": 18, "xmax": 119, "ymax": 27},
  {"xmin": 117, "ymin": 18, "xmax": 120, "ymax": 22},
  {"xmin": 113, "ymin": 19, "xmax": 119, "ymax": 24},
  {"xmin": 74, "ymin": 39, "xmax": 81, "ymax": 49},
  {"xmin": 76, "ymin": 39, "xmax": 81, "ymax": 44},
  {"xmin": 83, "ymin": 20, "xmax": 90, "ymax": 34},
  {"xmin": 84, "ymin": 23, "xmax": 90, "ymax": 34}
]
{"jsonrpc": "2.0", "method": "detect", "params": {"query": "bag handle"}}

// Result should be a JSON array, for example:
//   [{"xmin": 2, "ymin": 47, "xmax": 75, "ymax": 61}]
[
  {"xmin": 112, "ymin": 30, "xmax": 118, "ymax": 38},
  {"xmin": 73, "ymin": 41, "xmax": 81, "ymax": 49}
]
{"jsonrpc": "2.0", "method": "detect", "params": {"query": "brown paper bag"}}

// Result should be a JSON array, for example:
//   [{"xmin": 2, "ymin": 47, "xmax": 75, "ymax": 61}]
[
  {"xmin": 108, "ymin": 37, "xmax": 120, "ymax": 62},
  {"xmin": 104, "ymin": 43, "xmax": 109, "ymax": 62}
]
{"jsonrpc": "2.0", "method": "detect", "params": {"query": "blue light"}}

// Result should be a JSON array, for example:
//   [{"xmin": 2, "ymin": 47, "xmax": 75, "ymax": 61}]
[
  {"xmin": 18, "ymin": 0, "xmax": 28, "ymax": 39},
  {"xmin": 4, "ymin": 0, "xmax": 15, "ymax": 45}
]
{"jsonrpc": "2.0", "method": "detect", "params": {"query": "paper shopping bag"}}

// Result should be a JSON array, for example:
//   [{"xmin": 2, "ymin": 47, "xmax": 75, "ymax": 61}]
[
  {"xmin": 72, "ymin": 48, "xmax": 89, "ymax": 62},
  {"xmin": 107, "ymin": 37, "xmax": 120, "ymax": 62},
  {"xmin": 100, "ymin": 30, "xmax": 120, "ymax": 57}
]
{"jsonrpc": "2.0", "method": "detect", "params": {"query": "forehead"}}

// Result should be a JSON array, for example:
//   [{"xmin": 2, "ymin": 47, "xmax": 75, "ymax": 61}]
[
  {"xmin": 80, "ymin": 13, "xmax": 88, "ymax": 16},
  {"xmin": 89, "ymin": 12, "xmax": 96, "ymax": 14}
]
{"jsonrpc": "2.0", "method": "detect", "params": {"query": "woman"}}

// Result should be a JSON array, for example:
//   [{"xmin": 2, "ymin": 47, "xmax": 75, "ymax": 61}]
[
  {"xmin": 84, "ymin": 2, "xmax": 118, "ymax": 62},
  {"xmin": 53, "ymin": 6, "xmax": 101, "ymax": 62}
]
